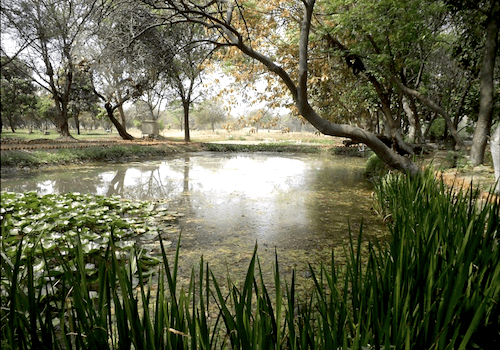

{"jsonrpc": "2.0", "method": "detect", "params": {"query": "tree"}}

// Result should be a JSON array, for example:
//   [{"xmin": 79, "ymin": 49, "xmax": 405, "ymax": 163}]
[
  {"xmin": 314, "ymin": 0, "xmax": 473, "ymax": 151},
  {"xmin": 447, "ymin": 0, "xmax": 500, "ymax": 165},
  {"xmin": 86, "ymin": 1, "xmax": 181, "ymax": 139},
  {"xmin": 68, "ymin": 65, "xmax": 100, "ymax": 134},
  {"xmin": 0, "ymin": 56, "xmax": 38, "ymax": 132},
  {"xmin": 195, "ymin": 98, "xmax": 227, "ymax": 131},
  {"xmin": 1, "ymin": 0, "xmax": 100, "ymax": 137},
  {"xmin": 142, "ymin": 0, "xmax": 418, "ymax": 173},
  {"xmin": 164, "ymin": 23, "xmax": 211, "ymax": 142}
]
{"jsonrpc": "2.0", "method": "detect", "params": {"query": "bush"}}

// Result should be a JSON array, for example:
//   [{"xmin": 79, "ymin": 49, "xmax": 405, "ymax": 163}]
[
  {"xmin": 428, "ymin": 117, "xmax": 446, "ymax": 141},
  {"xmin": 364, "ymin": 153, "xmax": 390, "ymax": 178}
]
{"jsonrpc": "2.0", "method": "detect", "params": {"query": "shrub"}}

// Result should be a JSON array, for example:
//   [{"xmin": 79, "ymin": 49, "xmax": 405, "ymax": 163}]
[{"xmin": 364, "ymin": 153, "xmax": 390, "ymax": 178}]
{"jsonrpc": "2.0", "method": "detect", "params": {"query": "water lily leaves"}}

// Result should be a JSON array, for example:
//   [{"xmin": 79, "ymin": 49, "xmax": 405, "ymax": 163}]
[{"xmin": 1, "ymin": 191, "xmax": 182, "ymax": 300}]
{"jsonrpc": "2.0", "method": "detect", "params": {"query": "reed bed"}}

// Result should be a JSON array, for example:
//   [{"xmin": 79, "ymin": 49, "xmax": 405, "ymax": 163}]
[{"xmin": 1, "ymin": 171, "xmax": 498, "ymax": 349}]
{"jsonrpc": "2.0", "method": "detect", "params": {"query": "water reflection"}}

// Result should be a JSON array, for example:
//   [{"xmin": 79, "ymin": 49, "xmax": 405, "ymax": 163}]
[{"xmin": 1, "ymin": 152, "xmax": 386, "ymax": 286}]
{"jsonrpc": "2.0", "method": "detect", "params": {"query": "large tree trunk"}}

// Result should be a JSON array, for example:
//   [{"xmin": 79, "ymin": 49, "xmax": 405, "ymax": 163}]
[
  {"xmin": 154, "ymin": 0, "xmax": 418, "ymax": 174},
  {"xmin": 117, "ymin": 93, "xmax": 127, "ymax": 131},
  {"xmin": 470, "ymin": 0, "xmax": 499, "ymax": 165},
  {"xmin": 74, "ymin": 113, "xmax": 81, "ymax": 135},
  {"xmin": 235, "ymin": 0, "xmax": 418, "ymax": 174},
  {"xmin": 491, "ymin": 125, "xmax": 500, "ymax": 194},
  {"xmin": 403, "ymin": 95, "xmax": 422, "ymax": 143},
  {"xmin": 183, "ymin": 100, "xmax": 191, "ymax": 142},
  {"xmin": 55, "ymin": 111, "xmax": 71, "ymax": 137},
  {"xmin": 105, "ymin": 103, "xmax": 134, "ymax": 140},
  {"xmin": 52, "ymin": 97, "xmax": 72, "ymax": 137}
]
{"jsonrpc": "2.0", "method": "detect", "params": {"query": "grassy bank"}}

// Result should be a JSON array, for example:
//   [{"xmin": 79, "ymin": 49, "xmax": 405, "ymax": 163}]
[
  {"xmin": 1, "ymin": 142, "xmax": 367, "ymax": 171},
  {"xmin": 0, "ymin": 144, "xmax": 201, "ymax": 170},
  {"xmin": 1, "ymin": 171, "xmax": 498, "ymax": 349}
]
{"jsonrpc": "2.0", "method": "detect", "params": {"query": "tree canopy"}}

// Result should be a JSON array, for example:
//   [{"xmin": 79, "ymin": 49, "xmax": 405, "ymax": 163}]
[{"xmin": 1, "ymin": 0, "xmax": 497, "ymax": 172}]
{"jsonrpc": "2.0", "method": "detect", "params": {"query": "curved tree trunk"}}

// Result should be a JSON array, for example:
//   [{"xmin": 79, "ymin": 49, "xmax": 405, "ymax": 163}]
[
  {"xmin": 105, "ymin": 102, "xmax": 134, "ymax": 140},
  {"xmin": 471, "ymin": 0, "xmax": 499, "ymax": 165},
  {"xmin": 237, "ymin": 0, "xmax": 418, "ymax": 174},
  {"xmin": 149, "ymin": 0, "xmax": 419, "ymax": 174}
]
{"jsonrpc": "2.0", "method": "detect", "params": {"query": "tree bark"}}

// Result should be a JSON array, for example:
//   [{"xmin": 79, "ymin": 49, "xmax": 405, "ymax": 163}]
[
  {"xmin": 117, "ymin": 93, "xmax": 127, "ymax": 131},
  {"xmin": 491, "ymin": 125, "xmax": 500, "ymax": 193},
  {"xmin": 105, "ymin": 102, "xmax": 134, "ymax": 140},
  {"xmin": 470, "ymin": 0, "xmax": 499, "ymax": 165},
  {"xmin": 183, "ymin": 100, "xmax": 191, "ymax": 142},
  {"xmin": 403, "ymin": 95, "xmax": 421, "ymax": 143},
  {"xmin": 74, "ymin": 113, "xmax": 81, "ymax": 135},
  {"xmin": 54, "ymin": 101, "xmax": 72, "ymax": 137}
]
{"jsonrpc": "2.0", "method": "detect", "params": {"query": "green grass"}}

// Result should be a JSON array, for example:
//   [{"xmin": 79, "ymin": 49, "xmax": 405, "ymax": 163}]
[
  {"xmin": 203, "ymin": 142, "xmax": 324, "ymax": 153},
  {"xmin": 0, "ymin": 144, "xmax": 195, "ymax": 169},
  {"xmin": 1, "ymin": 171, "xmax": 499, "ymax": 349}
]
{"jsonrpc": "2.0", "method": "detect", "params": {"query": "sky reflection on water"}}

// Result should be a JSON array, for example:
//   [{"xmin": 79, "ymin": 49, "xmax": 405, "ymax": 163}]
[{"xmin": 1, "ymin": 152, "xmax": 386, "ymax": 284}]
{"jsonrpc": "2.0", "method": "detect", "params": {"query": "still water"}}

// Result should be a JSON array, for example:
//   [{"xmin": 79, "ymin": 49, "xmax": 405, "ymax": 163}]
[{"xmin": 1, "ymin": 152, "xmax": 386, "ymax": 286}]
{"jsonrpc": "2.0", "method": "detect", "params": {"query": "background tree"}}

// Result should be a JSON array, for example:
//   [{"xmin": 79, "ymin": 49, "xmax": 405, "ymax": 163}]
[
  {"xmin": 446, "ymin": 0, "xmax": 500, "ymax": 165},
  {"xmin": 163, "ymin": 23, "xmax": 211, "ymax": 142},
  {"xmin": 87, "ymin": 1, "xmax": 179, "ymax": 139},
  {"xmin": 68, "ymin": 65, "xmax": 100, "ymax": 134},
  {"xmin": 312, "ymin": 0, "xmax": 470, "ymax": 151},
  {"xmin": 36, "ymin": 93, "xmax": 58, "ymax": 131},
  {"xmin": 0, "ymin": 56, "xmax": 38, "ymax": 133},
  {"xmin": 1, "ymin": 0, "xmax": 100, "ymax": 137},
  {"xmin": 194, "ymin": 98, "xmax": 228, "ymax": 131}
]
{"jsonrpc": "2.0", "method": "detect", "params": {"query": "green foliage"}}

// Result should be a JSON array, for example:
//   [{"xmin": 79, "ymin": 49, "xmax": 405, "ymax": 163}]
[
  {"xmin": 0, "ymin": 56, "xmax": 38, "ymax": 130},
  {"xmin": 364, "ymin": 153, "xmax": 390, "ymax": 178},
  {"xmin": 373, "ymin": 171, "xmax": 500, "ymax": 348},
  {"xmin": 0, "ymin": 145, "xmax": 180, "ymax": 169},
  {"xmin": 203, "ymin": 142, "xmax": 323, "ymax": 153},
  {"xmin": 0, "ymin": 191, "xmax": 178, "ymax": 274},
  {"xmin": 2, "ymin": 172, "xmax": 498, "ymax": 349},
  {"xmin": 428, "ymin": 117, "xmax": 446, "ymax": 141}
]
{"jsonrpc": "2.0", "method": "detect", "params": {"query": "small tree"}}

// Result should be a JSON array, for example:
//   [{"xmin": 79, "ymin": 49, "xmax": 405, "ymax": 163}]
[
  {"xmin": 0, "ymin": 56, "xmax": 38, "ymax": 133},
  {"xmin": 195, "ymin": 98, "xmax": 227, "ymax": 131}
]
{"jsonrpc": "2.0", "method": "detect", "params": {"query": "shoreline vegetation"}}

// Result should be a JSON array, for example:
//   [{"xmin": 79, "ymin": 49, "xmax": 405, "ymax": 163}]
[{"xmin": 0, "ymin": 130, "xmax": 368, "ymax": 173}]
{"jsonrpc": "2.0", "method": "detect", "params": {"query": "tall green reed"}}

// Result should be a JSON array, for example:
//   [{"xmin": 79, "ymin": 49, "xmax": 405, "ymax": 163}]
[
  {"xmin": 372, "ymin": 171, "xmax": 499, "ymax": 349},
  {"xmin": 2, "ymin": 170, "xmax": 498, "ymax": 349}
]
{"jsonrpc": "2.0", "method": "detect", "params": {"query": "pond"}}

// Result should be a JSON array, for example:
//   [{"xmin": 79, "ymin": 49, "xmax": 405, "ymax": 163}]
[{"xmin": 1, "ymin": 152, "xmax": 386, "ymax": 289}]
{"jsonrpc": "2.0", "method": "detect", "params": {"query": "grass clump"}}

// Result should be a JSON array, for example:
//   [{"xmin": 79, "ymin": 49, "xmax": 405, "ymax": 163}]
[
  {"xmin": 1, "ymin": 171, "xmax": 498, "ymax": 349},
  {"xmin": 372, "ymin": 171, "xmax": 499, "ymax": 348},
  {"xmin": 203, "ymin": 142, "xmax": 323, "ymax": 153}
]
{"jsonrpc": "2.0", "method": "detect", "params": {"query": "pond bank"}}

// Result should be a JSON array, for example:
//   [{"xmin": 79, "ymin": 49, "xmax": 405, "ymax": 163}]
[{"xmin": 0, "ymin": 139, "xmax": 367, "ymax": 174}]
